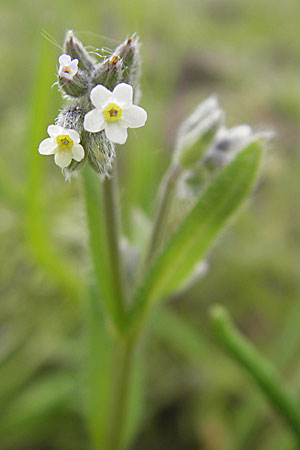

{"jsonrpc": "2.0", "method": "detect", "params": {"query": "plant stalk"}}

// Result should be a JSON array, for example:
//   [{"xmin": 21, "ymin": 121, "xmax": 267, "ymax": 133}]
[
  {"xmin": 82, "ymin": 164, "xmax": 126, "ymax": 330},
  {"xmin": 83, "ymin": 162, "xmax": 136, "ymax": 450},
  {"xmin": 105, "ymin": 337, "xmax": 136, "ymax": 450},
  {"xmin": 102, "ymin": 166, "xmax": 127, "ymax": 326},
  {"xmin": 144, "ymin": 163, "xmax": 180, "ymax": 267}
]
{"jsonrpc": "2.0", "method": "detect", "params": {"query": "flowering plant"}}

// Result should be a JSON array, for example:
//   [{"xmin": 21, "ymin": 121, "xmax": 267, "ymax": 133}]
[{"xmin": 34, "ymin": 30, "xmax": 300, "ymax": 450}]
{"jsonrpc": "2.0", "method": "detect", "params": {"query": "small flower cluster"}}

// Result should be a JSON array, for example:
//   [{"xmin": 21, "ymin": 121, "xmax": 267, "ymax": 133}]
[{"xmin": 38, "ymin": 31, "xmax": 147, "ymax": 178}]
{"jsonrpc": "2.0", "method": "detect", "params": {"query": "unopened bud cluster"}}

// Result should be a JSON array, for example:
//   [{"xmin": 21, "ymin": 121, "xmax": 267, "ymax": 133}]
[
  {"xmin": 174, "ymin": 95, "xmax": 272, "ymax": 196},
  {"xmin": 175, "ymin": 96, "xmax": 271, "ymax": 169},
  {"xmin": 38, "ymin": 31, "xmax": 147, "ymax": 179}
]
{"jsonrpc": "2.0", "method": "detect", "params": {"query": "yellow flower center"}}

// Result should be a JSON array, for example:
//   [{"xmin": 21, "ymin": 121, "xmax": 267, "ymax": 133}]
[
  {"xmin": 103, "ymin": 103, "xmax": 122, "ymax": 122},
  {"xmin": 61, "ymin": 66, "xmax": 71, "ymax": 75},
  {"xmin": 56, "ymin": 134, "xmax": 73, "ymax": 149}
]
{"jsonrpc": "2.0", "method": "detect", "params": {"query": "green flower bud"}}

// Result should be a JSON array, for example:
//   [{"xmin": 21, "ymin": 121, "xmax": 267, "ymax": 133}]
[
  {"xmin": 175, "ymin": 96, "xmax": 223, "ymax": 168},
  {"xmin": 56, "ymin": 100, "xmax": 85, "ymax": 132},
  {"xmin": 58, "ymin": 68, "xmax": 89, "ymax": 97},
  {"xmin": 91, "ymin": 34, "xmax": 141, "ymax": 98},
  {"xmin": 92, "ymin": 54, "xmax": 123, "ymax": 90},
  {"xmin": 63, "ymin": 30, "xmax": 96, "ymax": 71},
  {"xmin": 81, "ymin": 130, "xmax": 115, "ymax": 177},
  {"xmin": 115, "ymin": 34, "xmax": 141, "ymax": 100}
]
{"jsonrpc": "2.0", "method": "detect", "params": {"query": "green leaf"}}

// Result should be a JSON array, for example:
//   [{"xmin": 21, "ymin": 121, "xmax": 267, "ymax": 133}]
[{"xmin": 129, "ymin": 142, "xmax": 263, "ymax": 328}]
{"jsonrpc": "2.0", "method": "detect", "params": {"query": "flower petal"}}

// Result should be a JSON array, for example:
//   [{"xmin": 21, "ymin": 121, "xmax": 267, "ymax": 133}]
[
  {"xmin": 58, "ymin": 70, "xmax": 73, "ymax": 80},
  {"xmin": 59, "ymin": 54, "xmax": 71, "ymax": 66},
  {"xmin": 90, "ymin": 85, "xmax": 112, "ymax": 108},
  {"xmin": 38, "ymin": 137, "xmax": 57, "ymax": 155},
  {"xmin": 122, "ymin": 105, "xmax": 147, "ymax": 128},
  {"xmin": 47, "ymin": 124, "xmax": 64, "ymax": 137},
  {"xmin": 105, "ymin": 123, "xmax": 128, "ymax": 144},
  {"xmin": 67, "ymin": 129, "xmax": 80, "ymax": 144},
  {"xmin": 72, "ymin": 144, "xmax": 85, "ymax": 161},
  {"xmin": 112, "ymin": 83, "xmax": 133, "ymax": 106},
  {"xmin": 54, "ymin": 150, "xmax": 72, "ymax": 168},
  {"xmin": 69, "ymin": 59, "xmax": 78, "ymax": 69},
  {"xmin": 84, "ymin": 109, "xmax": 105, "ymax": 133},
  {"xmin": 69, "ymin": 59, "xmax": 79, "ymax": 75}
]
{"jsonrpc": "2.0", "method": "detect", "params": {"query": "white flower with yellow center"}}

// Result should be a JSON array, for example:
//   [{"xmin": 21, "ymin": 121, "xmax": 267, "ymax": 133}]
[
  {"xmin": 38, "ymin": 125, "xmax": 84, "ymax": 168},
  {"xmin": 83, "ymin": 83, "xmax": 147, "ymax": 144},
  {"xmin": 58, "ymin": 54, "xmax": 79, "ymax": 80}
]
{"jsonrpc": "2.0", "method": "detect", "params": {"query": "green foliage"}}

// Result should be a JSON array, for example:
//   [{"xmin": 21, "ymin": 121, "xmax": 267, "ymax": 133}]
[
  {"xmin": 210, "ymin": 305, "xmax": 300, "ymax": 444},
  {"xmin": 130, "ymin": 142, "xmax": 262, "ymax": 328}
]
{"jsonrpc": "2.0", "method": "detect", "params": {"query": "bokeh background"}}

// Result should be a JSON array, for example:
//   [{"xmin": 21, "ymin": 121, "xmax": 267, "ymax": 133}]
[{"xmin": 1, "ymin": 0, "xmax": 300, "ymax": 448}]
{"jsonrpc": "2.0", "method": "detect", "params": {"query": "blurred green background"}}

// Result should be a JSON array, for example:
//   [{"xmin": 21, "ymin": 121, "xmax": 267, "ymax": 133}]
[{"xmin": 1, "ymin": 0, "xmax": 300, "ymax": 448}]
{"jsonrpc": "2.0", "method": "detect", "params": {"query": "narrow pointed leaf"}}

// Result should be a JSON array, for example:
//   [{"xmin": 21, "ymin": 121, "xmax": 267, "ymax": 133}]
[{"xmin": 129, "ymin": 142, "xmax": 263, "ymax": 327}]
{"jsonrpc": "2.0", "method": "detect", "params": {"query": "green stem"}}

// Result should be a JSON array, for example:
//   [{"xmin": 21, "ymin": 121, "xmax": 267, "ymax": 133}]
[
  {"xmin": 105, "ymin": 338, "xmax": 136, "ymax": 450},
  {"xmin": 102, "ymin": 169, "xmax": 127, "ymax": 321},
  {"xmin": 144, "ymin": 163, "xmax": 180, "ymax": 267},
  {"xmin": 82, "ymin": 164, "xmax": 127, "ymax": 330},
  {"xmin": 82, "ymin": 164, "xmax": 136, "ymax": 449},
  {"xmin": 210, "ymin": 305, "xmax": 300, "ymax": 445},
  {"xmin": 99, "ymin": 171, "xmax": 138, "ymax": 449}
]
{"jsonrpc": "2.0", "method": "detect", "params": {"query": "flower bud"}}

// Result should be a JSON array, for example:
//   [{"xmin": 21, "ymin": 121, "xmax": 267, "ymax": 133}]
[
  {"xmin": 175, "ymin": 96, "xmax": 223, "ymax": 167},
  {"xmin": 58, "ymin": 69, "xmax": 89, "ymax": 97},
  {"xmin": 115, "ymin": 34, "xmax": 141, "ymax": 100},
  {"xmin": 56, "ymin": 100, "xmax": 85, "ymax": 132},
  {"xmin": 81, "ymin": 130, "xmax": 116, "ymax": 177},
  {"xmin": 63, "ymin": 30, "xmax": 96, "ymax": 71},
  {"xmin": 92, "ymin": 35, "xmax": 141, "ymax": 98},
  {"xmin": 92, "ymin": 54, "xmax": 123, "ymax": 90}
]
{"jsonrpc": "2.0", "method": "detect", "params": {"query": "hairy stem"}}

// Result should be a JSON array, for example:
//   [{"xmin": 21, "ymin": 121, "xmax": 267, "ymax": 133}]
[
  {"xmin": 83, "ymin": 163, "xmax": 136, "ymax": 450},
  {"xmin": 82, "ymin": 165, "xmax": 126, "ymax": 330},
  {"xmin": 105, "ymin": 338, "xmax": 136, "ymax": 450},
  {"xmin": 144, "ymin": 163, "xmax": 180, "ymax": 267},
  {"xmin": 102, "ymin": 166, "xmax": 127, "ymax": 324},
  {"xmin": 211, "ymin": 305, "xmax": 300, "ymax": 444}
]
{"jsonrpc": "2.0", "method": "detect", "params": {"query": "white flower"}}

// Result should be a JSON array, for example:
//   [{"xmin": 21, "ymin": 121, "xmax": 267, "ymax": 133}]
[
  {"xmin": 83, "ymin": 83, "xmax": 147, "ymax": 144},
  {"xmin": 58, "ymin": 54, "xmax": 78, "ymax": 80},
  {"xmin": 38, "ymin": 125, "xmax": 85, "ymax": 169}
]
